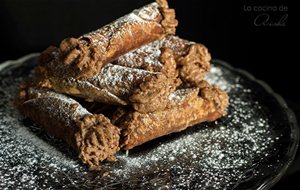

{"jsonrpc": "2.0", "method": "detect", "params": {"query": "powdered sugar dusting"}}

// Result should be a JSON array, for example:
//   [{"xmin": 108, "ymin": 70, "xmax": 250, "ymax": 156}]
[
  {"xmin": 27, "ymin": 87, "xmax": 90, "ymax": 117},
  {"xmin": 107, "ymin": 73, "xmax": 275, "ymax": 189},
  {"xmin": 64, "ymin": 77, "xmax": 126, "ymax": 105},
  {"xmin": 206, "ymin": 65, "xmax": 234, "ymax": 92},
  {"xmin": 0, "ymin": 56, "xmax": 285, "ymax": 189},
  {"xmin": 161, "ymin": 35, "xmax": 194, "ymax": 56},
  {"xmin": 117, "ymin": 39, "xmax": 163, "ymax": 70},
  {"xmin": 0, "ymin": 59, "xmax": 85, "ymax": 189},
  {"xmin": 91, "ymin": 63, "xmax": 157, "ymax": 97},
  {"xmin": 82, "ymin": 2, "xmax": 160, "ymax": 48},
  {"xmin": 135, "ymin": 2, "xmax": 160, "ymax": 20},
  {"xmin": 116, "ymin": 36, "xmax": 193, "ymax": 71},
  {"xmin": 168, "ymin": 88, "xmax": 198, "ymax": 103}
]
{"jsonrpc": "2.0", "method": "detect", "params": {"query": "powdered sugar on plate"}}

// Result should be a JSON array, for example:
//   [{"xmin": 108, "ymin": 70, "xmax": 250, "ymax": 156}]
[{"xmin": 0, "ymin": 55, "xmax": 286, "ymax": 189}]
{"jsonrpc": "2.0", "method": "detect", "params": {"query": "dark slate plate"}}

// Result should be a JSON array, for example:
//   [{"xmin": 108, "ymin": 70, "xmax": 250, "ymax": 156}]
[{"xmin": 0, "ymin": 54, "xmax": 298, "ymax": 189}]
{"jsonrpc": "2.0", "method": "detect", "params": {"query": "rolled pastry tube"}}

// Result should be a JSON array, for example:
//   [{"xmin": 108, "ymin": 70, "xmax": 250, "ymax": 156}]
[
  {"xmin": 35, "ymin": 36, "xmax": 210, "ymax": 112},
  {"xmin": 40, "ymin": 0, "xmax": 178, "ymax": 80},
  {"xmin": 45, "ymin": 63, "xmax": 160, "ymax": 105},
  {"xmin": 37, "ymin": 48, "xmax": 181, "ymax": 113},
  {"xmin": 15, "ymin": 85, "xmax": 120, "ymax": 170},
  {"xmin": 112, "ymin": 81, "xmax": 229, "ymax": 150},
  {"xmin": 116, "ymin": 35, "xmax": 212, "ymax": 87}
]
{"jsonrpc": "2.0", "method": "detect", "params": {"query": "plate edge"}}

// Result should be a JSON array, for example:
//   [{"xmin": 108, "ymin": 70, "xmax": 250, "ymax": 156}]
[{"xmin": 212, "ymin": 59, "xmax": 299, "ymax": 190}]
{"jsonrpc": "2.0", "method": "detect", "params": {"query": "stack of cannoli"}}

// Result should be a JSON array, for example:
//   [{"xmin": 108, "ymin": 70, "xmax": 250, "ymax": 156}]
[{"xmin": 15, "ymin": 0, "xmax": 229, "ymax": 170}]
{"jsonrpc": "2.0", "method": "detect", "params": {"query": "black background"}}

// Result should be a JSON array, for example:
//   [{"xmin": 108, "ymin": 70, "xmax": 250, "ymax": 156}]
[{"xmin": 0, "ymin": 0, "xmax": 296, "ymax": 189}]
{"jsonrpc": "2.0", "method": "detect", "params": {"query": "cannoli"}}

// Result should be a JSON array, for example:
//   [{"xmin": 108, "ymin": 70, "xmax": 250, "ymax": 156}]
[
  {"xmin": 116, "ymin": 35, "xmax": 211, "ymax": 87},
  {"xmin": 15, "ymin": 85, "xmax": 120, "ymax": 170},
  {"xmin": 39, "ymin": 0, "xmax": 178, "ymax": 80},
  {"xmin": 14, "ymin": 0, "xmax": 231, "ymax": 171},
  {"xmin": 37, "ymin": 48, "xmax": 181, "ymax": 113},
  {"xmin": 35, "ymin": 36, "xmax": 210, "ymax": 112},
  {"xmin": 112, "ymin": 81, "xmax": 229, "ymax": 150}
]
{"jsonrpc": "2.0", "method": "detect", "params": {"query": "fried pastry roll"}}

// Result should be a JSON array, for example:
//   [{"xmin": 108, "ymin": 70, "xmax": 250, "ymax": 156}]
[
  {"xmin": 35, "ymin": 36, "xmax": 210, "ymax": 113},
  {"xmin": 15, "ymin": 85, "xmax": 120, "ymax": 170},
  {"xmin": 37, "ymin": 48, "xmax": 181, "ymax": 113},
  {"xmin": 112, "ymin": 81, "xmax": 229, "ymax": 150},
  {"xmin": 116, "ymin": 35, "xmax": 212, "ymax": 87},
  {"xmin": 39, "ymin": 0, "xmax": 178, "ymax": 80}
]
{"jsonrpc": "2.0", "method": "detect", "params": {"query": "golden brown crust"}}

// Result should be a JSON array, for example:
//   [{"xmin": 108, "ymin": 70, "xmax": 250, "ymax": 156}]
[
  {"xmin": 114, "ymin": 83, "xmax": 228, "ymax": 150},
  {"xmin": 34, "ymin": 4, "xmax": 180, "ymax": 111},
  {"xmin": 38, "ymin": 44, "xmax": 183, "ymax": 113},
  {"xmin": 41, "ymin": 1, "xmax": 178, "ymax": 80},
  {"xmin": 47, "ymin": 74, "xmax": 128, "ymax": 105},
  {"xmin": 37, "ymin": 60, "xmax": 181, "ymax": 113},
  {"xmin": 115, "ymin": 35, "xmax": 192, "ymax": 71},
  {"xmin": 115, "ymin": 35, "xmax": 211, "ymax": 87},
  {"xmin": 15, "ymin": 85, "xmax": 120, "ymax": 170},
  {"xmin": 14, "ymin": 0, "xmax": 230, "ymax": 171},
  {"xmin": 37, "ymin": 37, "xmax": 211, "ymax": 112}
]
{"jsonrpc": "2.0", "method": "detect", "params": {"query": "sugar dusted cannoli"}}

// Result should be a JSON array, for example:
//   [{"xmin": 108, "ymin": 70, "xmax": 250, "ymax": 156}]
[
  {"xmin": 15, "ymin": 85, "xmax": 120, "ymax": 170},
  {"xmin": 39, "ymin": 0, "xmax": 178, "ymax": 80},
  {"xmin": 37, "ymin": 47, "xmax": 181, "ymax": 113},
  {"xmin": 14, "ymin": 0, "xmax": 231, "ymax": 171},
  {"xmin": 42, "ymin": 63, "xmax": 181, "ymax": 113},
  {"xmin": 116, "ymin": 35, "xmax": 211, "ymax": 87},
  {"xmin": 36, "ymin": 36, "xmax": 210, "ymax": 112},
  {"xmin": 112, "ymin": 81, "xmax": 229, "ymax": 150}
]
